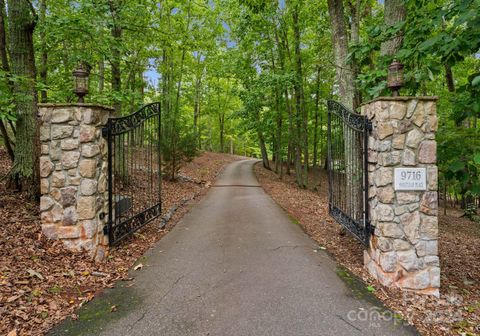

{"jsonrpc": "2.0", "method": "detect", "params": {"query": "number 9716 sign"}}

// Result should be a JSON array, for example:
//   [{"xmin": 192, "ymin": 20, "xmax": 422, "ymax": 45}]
[{"xmin": 394, "ymin": 168, "xmax": 427, "ymax": 191}]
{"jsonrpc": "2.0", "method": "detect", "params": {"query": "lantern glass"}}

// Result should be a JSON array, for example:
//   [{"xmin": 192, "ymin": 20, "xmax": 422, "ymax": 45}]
[
  {"xmin": 74, "ymin": 75, "xmax": 87, "ymax": 92},
  {"xmin": 387, "ymin": 60, "xmax": 404, "ymax": 96},
  {"xmin": 73, "ymin": 65, "xmax": 89, "ymax": 102}
]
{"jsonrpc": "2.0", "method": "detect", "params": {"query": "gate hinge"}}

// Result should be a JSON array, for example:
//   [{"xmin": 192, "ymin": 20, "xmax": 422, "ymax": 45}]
[
  {"xmin": 101, "ymin": 127, "xmax": 109, "ymax": 138},
  {"xmin": 365, "ymin": 120, "xmax": 373, "ymax": 132},
  {"xmin": 103, "ymin": 225, "xmax": 109, "ymax": 235}
]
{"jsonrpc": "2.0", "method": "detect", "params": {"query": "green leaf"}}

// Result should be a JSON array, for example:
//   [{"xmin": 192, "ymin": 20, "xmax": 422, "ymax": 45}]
[
  {"xmin": 367, "ymin": 285, "xmax": 376, "ymax": 293},
  {"xmin": 427, "ymin": 68, "xmax": 434, "ymax": 81},
  {"xmin": 474, "ymin": 153, "xmax": 480, "ymax": 165},
  {"xmin": 472, "ymin": 75, "xmax": 480, "ymax": 87},
  {"xmin": 448, "ymin": 160, "xmax": 465, "ymax": 172},
  {"xmin": 471, "ymin": 184, "xmax": 480, "ymax": 196},
  {"xmin": 418, "ymin": 34, "xmax": 442, "ymax": 51}
]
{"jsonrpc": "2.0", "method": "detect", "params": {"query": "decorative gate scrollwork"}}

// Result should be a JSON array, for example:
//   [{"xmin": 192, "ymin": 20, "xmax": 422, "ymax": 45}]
[
  {"xmin": 327, "ymin": 100, "xmax": 372, "ymax": 245},
  {"xmin": 102, "ymin": 103, "xmax": 162, "ymax": 245}
]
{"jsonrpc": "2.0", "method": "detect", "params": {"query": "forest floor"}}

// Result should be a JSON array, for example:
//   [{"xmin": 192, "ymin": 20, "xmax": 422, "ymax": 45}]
[
  {"xmin": 0, "ymin": 149, "xmax": 243, "ymax": 336},
  {"xmin": 255, "ymin": 162, "xmax": 480, "ymax": 336}
]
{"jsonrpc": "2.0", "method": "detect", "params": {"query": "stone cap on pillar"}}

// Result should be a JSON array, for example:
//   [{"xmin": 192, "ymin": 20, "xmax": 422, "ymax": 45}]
[
  {"xmin": 361, "ymin": 96, "xmax": 439, "ymax": 106},
  {"xmin": 38, "ymin": 103, "xmax": 115, "ymax": 110},
  {"xmin": 38, "ymin": 104, "xmax": 114, "ymax": 128}
]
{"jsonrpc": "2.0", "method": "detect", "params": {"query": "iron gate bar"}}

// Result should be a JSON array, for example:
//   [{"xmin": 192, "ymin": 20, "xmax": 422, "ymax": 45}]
[
  {"xmin": 327, "ymin": 100, "xmax": 372, "ymax": 246},
  {"xmin": 102, "ymin": 102, "xmax": 162, "ymax": 246}
]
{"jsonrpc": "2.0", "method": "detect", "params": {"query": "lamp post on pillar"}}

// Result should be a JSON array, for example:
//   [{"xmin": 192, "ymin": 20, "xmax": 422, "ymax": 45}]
[
  {"xmin": 73, "ymin": 64, "xmax": 90, "ymax": 103},
  {"xmin": 39, "ymin": 63, "xmax": 112, "ymax": 261},
  {"xmin": 387, "ymin": 60, "xmax": 405, "ymax": 97}
]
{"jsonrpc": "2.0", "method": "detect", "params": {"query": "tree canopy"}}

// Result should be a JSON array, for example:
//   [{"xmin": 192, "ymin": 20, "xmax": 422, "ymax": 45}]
[{"xmin": 0, "ymin": 0, "xmax": 479, "ymax": 201}]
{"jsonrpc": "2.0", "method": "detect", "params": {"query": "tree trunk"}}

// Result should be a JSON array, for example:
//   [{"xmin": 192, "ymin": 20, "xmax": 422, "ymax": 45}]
[
  {"xmin": 275, "ymin": 26, "xmax": 292, "ymax": 176},
  {"xmin": 292, "ymin": 1, "xmax": 307, "ymax": 188},
  {"xmin": 0, "ymin": 120, "xmax": 14, "ymax": 161},
  {"xmin": 0, "ymin": 0, "xmax": 9, "ymax": 72},
  {"xmin": 219, "ymin": 113, "xmax": 225, "ymax": 153},
  {"xmin": 7, "ymin": 0, "xmax": 39, "ymax": 195},
  {"xmin": 268, "ymin": 38, "xmax": 283, "ymax": 176},
  {"xmin": 327, "ymin": 0, "xmax": 354, "ymax": 109},
  {"xmin": 258, "ymin": 127, "xmax": 270, "ymax": 170},
  {"xmin": 327, "ymin": 0, "xmax": 357, "ymax": 216},
  {"xmin": 285, "ymin": 88, "xmax": 293, "ymax": 176},
  {"xmin": 193, "ymin": 54, "xmax": 202, "ymax": 148},
  {"xmin": 444, "ymin": 64, "xmax": 455, "ymax": 92},
  {"xmin": 0, "ymin": 0, "xmax": 14, "ymax": 162},
  {"xmin": 39, "ymin": 0, "xmax": 47, "ymax": 103},
  {"xmin": 274, "ymin": 95, "xmax": 283, "ymax": 175},
  {"xmin": 98, "ymin": 59, "xmax": 105, "ymax": 93},
  {"xmin": 313, "ymin": 67, "xmax": 320, "ymax": 169},
  {"xmin": 109, "ymin": 0, "xmax": 122, "ymax": 115},
  {"xmin": 348, "ymin": 0, "xmax": 362, "ymax": 109},
  {"xmin": 380, "ymin": 0, "xmax": 406, "ymax": 56}
]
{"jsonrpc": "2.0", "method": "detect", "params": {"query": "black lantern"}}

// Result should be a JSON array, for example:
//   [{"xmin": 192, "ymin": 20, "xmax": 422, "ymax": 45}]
[
  {"xmin": 387, "ymin": 60, "xmax": 404, "ymax": 97},
  {"xmin": 73, "ymin": 64, "xmax": 89, "ymax": 103}
]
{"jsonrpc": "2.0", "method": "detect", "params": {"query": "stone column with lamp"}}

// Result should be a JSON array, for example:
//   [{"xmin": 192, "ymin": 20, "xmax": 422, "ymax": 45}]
[
  {"xmin": 362, "ymin": 60, "xmax": 440, "ymax": 296},
  {"xmin": 39, "ymin": 65, "xmax": 113, "ymax": 261}
]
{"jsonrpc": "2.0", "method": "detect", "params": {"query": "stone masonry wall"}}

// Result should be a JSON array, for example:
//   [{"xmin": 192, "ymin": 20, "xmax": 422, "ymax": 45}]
[
  {"xmin": 361, "ymin": 97, "xmax": 440, "ymax": 296},
  {"xmin": 39, "ymin": 104, "xmax": 113, "ymax": 261}
]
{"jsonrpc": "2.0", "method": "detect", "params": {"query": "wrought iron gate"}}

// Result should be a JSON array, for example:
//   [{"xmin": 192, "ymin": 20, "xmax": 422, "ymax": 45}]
[
  {"xmin": 327, "ymin": 100, "xmax": 371, "ymax": 245},
  {"xmin": 102, "ymin": 103, "xmax": 162, "ymax": 245}
]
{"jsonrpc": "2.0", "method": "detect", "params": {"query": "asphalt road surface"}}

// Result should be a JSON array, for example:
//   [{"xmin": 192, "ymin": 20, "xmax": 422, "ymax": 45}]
[{"xmin": 51, "ymin": 159, "xmax": 417, "ymax": 336}]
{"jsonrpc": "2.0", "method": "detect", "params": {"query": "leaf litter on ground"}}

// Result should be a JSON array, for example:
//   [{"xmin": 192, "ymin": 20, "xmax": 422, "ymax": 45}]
[
  {"xmin": 254, "ymin": 162, "xmax": 480, "ymax": 336},
  {"xmin": 0, "ymin": 150, "xmax": 244, "ymax": 336}
]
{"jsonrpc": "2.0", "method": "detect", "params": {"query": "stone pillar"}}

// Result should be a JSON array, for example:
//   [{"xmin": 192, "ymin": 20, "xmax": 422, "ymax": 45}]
[
  {"xmin": 361, "ymin": 97, "xmax": 440, "ymax": 296},
  {"xmin": 39, "ymin": 104, "xmax": 113, "ymax": 261}
]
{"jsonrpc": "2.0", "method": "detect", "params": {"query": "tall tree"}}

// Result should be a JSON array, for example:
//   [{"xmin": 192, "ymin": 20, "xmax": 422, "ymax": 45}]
[
  {"xmin": 109, "ymin": 0, "xmax": 123, "ymax": 115},
  {"xmin": 380, "ymin": 0, "xmax": 406, "ymax": 56},
  {"xmin": 291, "ymin": 0, "xmax": 308, "ymax": 187},
  {"xmin": 7, "ymin": 0, "xmax": 39, "ymax": 194},
  {"xmin": 327, "ymin": 0, "xmax": 354, "ymax": 109},
  {"xmin": 39, "ymin": 0, "xmax": 47, "ymax": 103},
  {"xmin": 0, "ymin": 0, "xmax": 15, "ymax": 162}
]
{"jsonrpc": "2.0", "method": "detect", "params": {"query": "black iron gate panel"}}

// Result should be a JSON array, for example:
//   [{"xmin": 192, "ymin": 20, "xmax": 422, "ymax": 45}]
[
  {"xmin": 102, "ymin": 103, "xmax": 161, "ymax": 246},
  {"xmin": 327, "ymin": 100, "xmax": 371, "ymax": 245}
]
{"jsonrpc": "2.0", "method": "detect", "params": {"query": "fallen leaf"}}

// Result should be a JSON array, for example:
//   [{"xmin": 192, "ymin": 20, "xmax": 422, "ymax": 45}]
[
  {"xmin": 133, "ymin": 263, "xmax": 143, "ymax": 271},
  {"xmin": 7, "ymin": 295, "xmax": 22, "ymax": 303},
  {"xmin": 27, "ymin": 269, "xmax": 44, "ymax": 281},
  {"xmin": 7, "ymin": 329, "xmax": 17, "ymax": 336},
  {"xmin": 49, "ymin": 301, "xmax": 58, "ymax": 310},
  {"xmin": 111, "ymin": 305, "xmax": 117, "ymax": 312}
]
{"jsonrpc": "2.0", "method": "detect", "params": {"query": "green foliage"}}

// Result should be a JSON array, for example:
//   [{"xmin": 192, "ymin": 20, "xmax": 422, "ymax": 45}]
[
  {"xmin": 351, "ymin": 0, "xmax": 480, "ymax": 103},
  {"xmin": 438, "ymin": 126, "xmax": 480, "ymax": 199},
  {"xmin": 1, "ymin": 0, "xmax": 478, "ymax": 199},
  {"xmin": 349, "ymin": 0, "xmax": 480, "ymax": 214},
  {"xmin": 0, "ymin": 71, "xmax": 15, "ymax": 122},
  {"xmin": 161, "ymin": 119, "xmax": 197, "ymax": 179}
]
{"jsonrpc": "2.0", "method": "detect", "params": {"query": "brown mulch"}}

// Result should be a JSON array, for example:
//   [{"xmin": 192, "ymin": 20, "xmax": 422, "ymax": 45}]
[
  {"xmin": 0, "ymin": 150, "xmax": 242, "ymax": 336},
  {"xmin": 255, "ymin": 163, "xmax": 480, "ymax": 336}
]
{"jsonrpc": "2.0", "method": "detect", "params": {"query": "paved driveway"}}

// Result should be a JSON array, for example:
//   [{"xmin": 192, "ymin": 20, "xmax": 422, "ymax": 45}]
[{"xmin": 51, "ymin": 160, "xmax": 417, "ymax": 336}]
